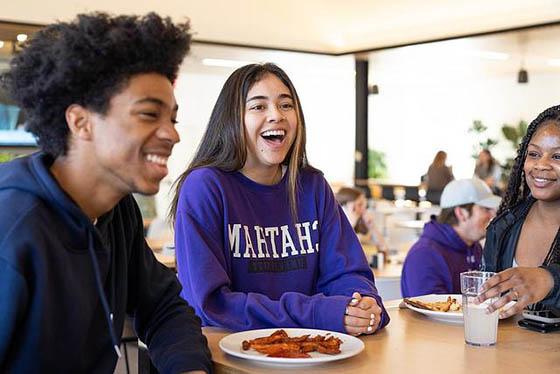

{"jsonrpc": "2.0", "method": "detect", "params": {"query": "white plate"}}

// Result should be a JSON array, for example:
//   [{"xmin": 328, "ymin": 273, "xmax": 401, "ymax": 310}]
[
  {"xmin": 404, "ymin": 294, "xmax": 517, "ymax": 324},
  {"xmin": 404, "ymin": 294, "xmax": 463, "ymax": 324},
  {"xmin": 218, "ymin": 328, "xmax": 364, "ymax": 365}
]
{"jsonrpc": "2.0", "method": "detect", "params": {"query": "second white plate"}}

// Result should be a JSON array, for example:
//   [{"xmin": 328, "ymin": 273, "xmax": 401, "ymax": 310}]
[
  {"xmin": 404, "ymin": 294, "xmax": 517, "ymax": 324},
  {"xmin": 404, "ymin": 294, "xmax": 463, "ymax": 324}
]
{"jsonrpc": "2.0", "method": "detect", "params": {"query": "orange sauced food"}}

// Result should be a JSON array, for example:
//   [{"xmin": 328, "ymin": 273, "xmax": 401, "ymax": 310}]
[{"xmin": 241, "ymin": 329, "xmax": 343, "ymax": 358}]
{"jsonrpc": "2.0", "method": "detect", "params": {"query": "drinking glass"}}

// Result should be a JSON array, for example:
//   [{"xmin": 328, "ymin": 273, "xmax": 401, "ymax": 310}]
[{"xmin": 460, "ymin": 271, "xmax": 499, "ymax": 346}]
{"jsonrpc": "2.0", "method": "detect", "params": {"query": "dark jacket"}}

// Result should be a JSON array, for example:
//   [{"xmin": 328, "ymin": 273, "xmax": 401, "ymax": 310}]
[
  {"xmin": 0, "ymin": 153, "xmax": 212, "ymax": 373},
  {"xmin": 483, "ymin": 198, "xmax": 560, "ymax": 309},
  {"xmin": 401, "ymin": 219, "xmax": 482, "ymax": 297}
]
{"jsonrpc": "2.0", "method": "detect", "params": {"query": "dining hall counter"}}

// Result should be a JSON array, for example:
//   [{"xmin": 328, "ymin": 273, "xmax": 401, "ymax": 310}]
[{"xmin": 202, "ymin": 301, "xmax": 559, "ymax": 373}]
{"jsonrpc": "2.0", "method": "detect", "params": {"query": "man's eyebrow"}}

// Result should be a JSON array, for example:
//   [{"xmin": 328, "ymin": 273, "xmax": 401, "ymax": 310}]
[{"xmin": 134, "ymin": 97, "xmax": 178, "ymax": 111}]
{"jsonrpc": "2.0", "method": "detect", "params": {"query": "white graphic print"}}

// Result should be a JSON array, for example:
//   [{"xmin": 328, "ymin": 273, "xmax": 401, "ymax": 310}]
[{"xmin": 228, "ymin": 221, "xmax": 319, "ymax": 258}]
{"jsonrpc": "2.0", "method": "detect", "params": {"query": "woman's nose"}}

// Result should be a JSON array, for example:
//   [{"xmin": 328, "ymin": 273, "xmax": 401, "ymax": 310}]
[
  {"xmin": 534, "ymin": 156, "xmax": 553, "ymax": 170},
  {"xmin": 267, "ymin": 106, "xmax": 284, "ymax": 122}
]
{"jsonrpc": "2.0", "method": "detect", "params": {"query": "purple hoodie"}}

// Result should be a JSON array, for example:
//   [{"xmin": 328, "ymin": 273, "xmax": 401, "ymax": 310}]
[
  {"xmin": 401, "ymin": 219, "xmax": 482, "ymax": 297},
  {"xmin": 175, "ymin": 166, "xmax": 389, "ymax": 333}
]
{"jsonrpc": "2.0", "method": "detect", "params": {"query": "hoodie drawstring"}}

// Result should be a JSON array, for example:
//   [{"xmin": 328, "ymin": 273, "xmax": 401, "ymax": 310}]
[{"xmin": 86, "ymin": 230, "xmax": 122, "ymax": 358}]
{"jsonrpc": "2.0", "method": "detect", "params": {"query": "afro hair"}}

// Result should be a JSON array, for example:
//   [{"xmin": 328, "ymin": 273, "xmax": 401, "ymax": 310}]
[{"xmin": 1, "ymin": 12, "xmax": 191, "ymax": 157}]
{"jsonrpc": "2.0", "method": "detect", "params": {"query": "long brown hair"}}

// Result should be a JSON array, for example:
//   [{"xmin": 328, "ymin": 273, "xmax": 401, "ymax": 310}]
[
  {"xmin": 431, "ymin": 150, "xmax": 447, "ymax": 168},
  {"xmin": 169, "ymin": 63, "xmax": 310, "ymax": 224}
]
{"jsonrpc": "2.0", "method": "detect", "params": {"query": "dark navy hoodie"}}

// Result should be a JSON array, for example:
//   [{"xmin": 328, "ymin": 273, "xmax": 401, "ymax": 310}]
[{"xmin": 0, "ymin": 153, "xmax": 212, "ymax": 373}]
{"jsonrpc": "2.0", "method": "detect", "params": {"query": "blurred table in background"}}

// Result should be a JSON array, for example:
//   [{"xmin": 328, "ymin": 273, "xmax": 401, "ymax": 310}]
[
  {"xmin": 146, "ymin": 237, "xmax": 175, "ymax": 269},
  {"xmin": 363, "ymin": 244, "xmax": 402, "ymax": 301}
]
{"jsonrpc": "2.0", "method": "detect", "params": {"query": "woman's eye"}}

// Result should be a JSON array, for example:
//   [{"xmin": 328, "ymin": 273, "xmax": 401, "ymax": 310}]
[
  {"xmin": 552, "ymin": 153, "xmax": 560, "ymax": 161},
  {"xmin": 527, "ymin": 151, "xmax": 539, "ymax": 158},
  {"xmin": 280, "ymin": 102, "xmax": 294, "ymax": 110},
  {"xmin": 249, "ymin": 104, "xmax": 265, "ymax": 111}
]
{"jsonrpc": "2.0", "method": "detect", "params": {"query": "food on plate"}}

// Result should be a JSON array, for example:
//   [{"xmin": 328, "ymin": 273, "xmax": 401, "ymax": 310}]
[
  {"xmin": 241, "ymin": 329, "xmax": 343, "ymax": 358},
  {"xmin": 404, "ymin": 296, "xmax": 462, "ymax": 312}
]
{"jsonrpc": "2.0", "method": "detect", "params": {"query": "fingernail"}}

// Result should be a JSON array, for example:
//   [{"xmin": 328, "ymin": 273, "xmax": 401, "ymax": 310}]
[
  {"xmin": 369, "ymin": 319, "xmax": 374, "ymax": 326},
  {"xmin": 351, "ymin": 298, "xmax": 359, "ymax": 305},
  {"xmin": 367, "ymin": 326, "xmax": 373, "ymax": 332},
  {"xmin": 345, "ymin": 307, "xmax": 349, "ymax": 315},
  {"xmin": 370, "ymin": 313, "xmax": 375, "ymax": 319}
]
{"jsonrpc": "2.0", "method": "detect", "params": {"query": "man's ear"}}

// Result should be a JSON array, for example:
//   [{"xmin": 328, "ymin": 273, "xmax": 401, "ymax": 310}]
[
  {"xmin": 65, "ymin": 104, "xmax": 93, "ymax": 141},
  {"xmin": 454, "ymin": 206, "xmax": 469, "ymax": 222}
]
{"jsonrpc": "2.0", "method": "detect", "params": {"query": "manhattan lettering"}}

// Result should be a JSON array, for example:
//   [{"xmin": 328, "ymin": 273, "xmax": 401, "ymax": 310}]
[{"xmin": 228, "ymin": 221, "xmax": 319, "ymax": 258}]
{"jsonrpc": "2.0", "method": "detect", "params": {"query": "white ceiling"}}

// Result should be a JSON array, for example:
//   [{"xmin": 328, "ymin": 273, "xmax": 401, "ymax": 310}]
[
  {"xmin": 368, "ymin": 24, "xmax": 560, "ymax": 75},
  {"xmin": 2, "ymin": 0, "xmax": 560, "ymax": 54}
]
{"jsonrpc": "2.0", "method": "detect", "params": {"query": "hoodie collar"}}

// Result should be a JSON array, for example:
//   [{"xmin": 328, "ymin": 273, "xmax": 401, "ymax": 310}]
[{"xmin": 421, "ymin": 218, "xmax": 477, "ymax": 253}]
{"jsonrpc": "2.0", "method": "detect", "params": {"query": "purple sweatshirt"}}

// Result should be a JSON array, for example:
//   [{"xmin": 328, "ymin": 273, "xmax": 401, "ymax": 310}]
[
  {"xmin": 175, "ymin": 166, "xmax": 389, "ymax": 333},
  {"xmin": 400, "ymin": 219, "xmax": 482, "ymax": 297}
]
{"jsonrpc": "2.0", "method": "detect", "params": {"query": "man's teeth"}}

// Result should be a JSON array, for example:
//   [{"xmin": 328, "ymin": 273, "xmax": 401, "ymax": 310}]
[
  {"xmin": 261, "ymin": 129, "xmax": 286, "ymax": 137},
  {"xmin": 146, "ymin": 154, "xmax": 168, "ymax": 166}
]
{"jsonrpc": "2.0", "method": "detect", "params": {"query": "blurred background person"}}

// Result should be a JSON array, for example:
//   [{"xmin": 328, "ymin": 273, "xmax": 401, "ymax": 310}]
[
  {"xmin": 401, "ymin": 178, "xmax": 500, "ymax": 297},
  {"xmin": 336, "ymin": 187, "xmax": 388, "ymax": 252},
  {"xmin": 478, "ymin": 105, "xmax": 560, "ymax": 319},
  {"xmin": 424, "ymin": 150, "xmax": 454, "ymax": 205},
  {"xmin": 474, "ymin": 149, "xmax": 503, "ymax": 195}
]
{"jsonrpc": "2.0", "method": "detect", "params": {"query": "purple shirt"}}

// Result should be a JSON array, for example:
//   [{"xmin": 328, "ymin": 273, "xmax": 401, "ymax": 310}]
[
  {"xmin": 401, "ymin": 219, "xmax": 482, "ymax": 297},
  {"xmin": 175, "ymin": 166, "xmax": 389, "ymax": 332}
]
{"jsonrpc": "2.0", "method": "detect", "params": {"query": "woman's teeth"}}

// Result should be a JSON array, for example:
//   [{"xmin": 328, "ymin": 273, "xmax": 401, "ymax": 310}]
[
  {"xmin": 261, "ymin": 129, "xmax": 286, "ymax": 138},
  {"xmin": 145, "ymin": 154, "xmax": 168, "ymax": 166}
]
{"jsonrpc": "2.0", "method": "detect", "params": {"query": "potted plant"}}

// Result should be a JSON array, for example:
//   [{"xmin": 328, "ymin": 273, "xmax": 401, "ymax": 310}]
[{"xmin": 501, "ymin": 120, "xmax": 527, "ymax": 184}]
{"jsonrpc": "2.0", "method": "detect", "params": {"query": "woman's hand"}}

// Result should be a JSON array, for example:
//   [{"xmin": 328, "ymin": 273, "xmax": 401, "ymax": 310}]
[
  {"xmin": 344, "ymin": 292, "xmax": 382, "ymax": 336},
  {"xmin": 475, "ymin": 267, "xmax": 554, "ymax": 318}
]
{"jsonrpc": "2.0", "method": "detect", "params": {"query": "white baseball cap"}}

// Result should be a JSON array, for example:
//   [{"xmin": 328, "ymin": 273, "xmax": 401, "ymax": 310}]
[{"xmin": 440, "ymin": 178, "xmax": 501, "ymax": 209}]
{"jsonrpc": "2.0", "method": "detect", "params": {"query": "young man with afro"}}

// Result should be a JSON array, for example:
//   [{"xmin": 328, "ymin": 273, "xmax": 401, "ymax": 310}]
[{"xmin": 0, "ymin": 13, "xmax": 211, "ymax": 373}]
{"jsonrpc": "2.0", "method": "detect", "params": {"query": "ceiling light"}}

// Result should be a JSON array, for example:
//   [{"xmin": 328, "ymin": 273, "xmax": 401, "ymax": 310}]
[
  {"xmin": 517, "ymin": 68, "xmax": 528, "ymax": 84},
  {"xmin": 548, "ymin": 59, "xmax": 560, "ymax": 67},
  {"xmin": 368, "ymin": 85, "xmax": 379, "ymax": 95},
  {"xmin": 16, "ymin": 34, "xmax": 28, "ymax": 42},
  {"xmin": 202, "ymin": 58, "xmax": 256, "ymax": 68}
]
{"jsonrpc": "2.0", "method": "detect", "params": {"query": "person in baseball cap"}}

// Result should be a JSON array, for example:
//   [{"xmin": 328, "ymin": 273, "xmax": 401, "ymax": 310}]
[{"xmin": 401, "ymin": 178, "xmax": 501, "ymax": 297}]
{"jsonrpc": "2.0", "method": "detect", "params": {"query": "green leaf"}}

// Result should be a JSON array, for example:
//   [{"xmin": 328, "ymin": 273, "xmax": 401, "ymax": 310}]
[
  {"xmin": 501, "ymin": 126, "xmax": 518, "ymax": 142},
  {"xmin": 368, "ymin": 149, "xmax": 387, "ymax": 179},
  {"xmin": 518, "ymin": 120, "xmax": 528, "ymax": 137}
]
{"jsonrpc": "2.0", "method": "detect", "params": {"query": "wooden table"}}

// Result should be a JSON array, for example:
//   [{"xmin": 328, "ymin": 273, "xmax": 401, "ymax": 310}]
[
  {"xmin": 394, "ymin": 219, "xmax": 426, "ymax": 231},
  {"xmin": 146, "ymin": 237, "xmax": 175, "ymax": 269},
  {"xmin": 203, "ymin": 302, "xmax": 560, "ymax": 373}
]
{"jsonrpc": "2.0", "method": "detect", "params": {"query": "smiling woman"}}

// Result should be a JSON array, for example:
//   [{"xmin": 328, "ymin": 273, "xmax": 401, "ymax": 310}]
[
  {"xmin": 478, "ymin": 105, "xmax": 560, "ymax": 319},
  {"xmin": 170, "ymin": 63, "xmax": 390, "ymax": 337}
]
